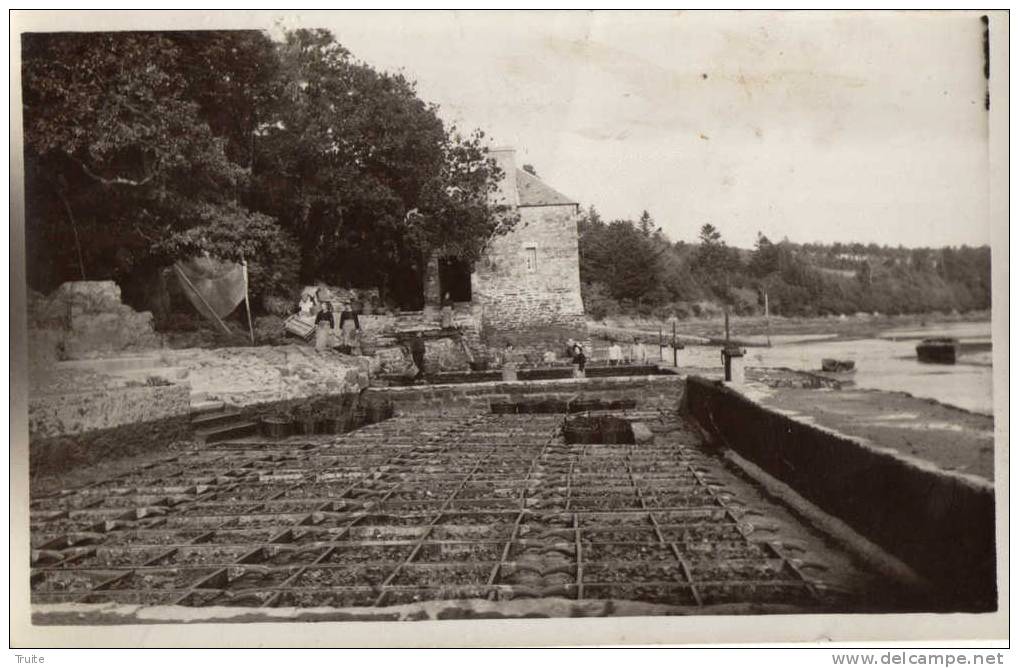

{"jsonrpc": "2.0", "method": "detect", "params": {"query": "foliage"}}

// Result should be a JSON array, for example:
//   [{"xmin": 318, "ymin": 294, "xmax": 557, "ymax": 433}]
[
  {"xmin": 22, "ymin": 31, "xmax": 258, "ymax": 292},
  {"xmin": 577, "ymin": 206, "xmax": 992, "ymax": 320},
  {"xmin": 248, "ymin": 29, "xmax": 513, "ymax": 307},
  {"xmin": 579, "ymin": 208, "xmax": 663, "ymax": 304},
  {"xmin": 151, "ymin": 203, "xmax": 301, "ymax": 299},
  {"xmin": 691, "ymin": 224, "xmax": 742, "ymax": 304},
  {"xmin": 22, "ymin": 28, "xmax": 512, "ymax": 312}
]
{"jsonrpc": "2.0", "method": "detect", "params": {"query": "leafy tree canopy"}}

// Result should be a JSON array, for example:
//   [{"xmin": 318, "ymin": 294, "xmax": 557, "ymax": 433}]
[{"xmin": 22, "ymin": 28, "xmax": 513, "ymax": 311}]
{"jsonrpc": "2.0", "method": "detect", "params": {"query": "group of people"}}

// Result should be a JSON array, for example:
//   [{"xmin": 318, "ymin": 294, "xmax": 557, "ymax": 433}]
[
  {"xmin": 607, "ymin": 337, "xmax": 648, "ymax": 365},
  {"xmin": 300, "ymin": 292, "xmax": 362, "ymax": 353}
]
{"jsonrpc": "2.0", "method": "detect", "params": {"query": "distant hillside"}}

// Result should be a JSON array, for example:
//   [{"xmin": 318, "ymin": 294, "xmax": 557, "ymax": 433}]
[{"xmin": 577, "ymin": 207, "xmax": 992, "ymax": 320}]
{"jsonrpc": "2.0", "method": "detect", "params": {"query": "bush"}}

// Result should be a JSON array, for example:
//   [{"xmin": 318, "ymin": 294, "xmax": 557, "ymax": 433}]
[
  {"xmin": 581, "ymin": 281, "xmax": 620, "ymax": 322},
  {"xmin": 154, "ymin": 204, "xmax": 301, "ymax": 302}
]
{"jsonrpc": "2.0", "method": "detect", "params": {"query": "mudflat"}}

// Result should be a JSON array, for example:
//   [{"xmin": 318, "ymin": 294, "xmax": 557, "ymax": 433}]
[{"xmin": 749, "ymin": 385, "xmax": 995, "ymax": 481}]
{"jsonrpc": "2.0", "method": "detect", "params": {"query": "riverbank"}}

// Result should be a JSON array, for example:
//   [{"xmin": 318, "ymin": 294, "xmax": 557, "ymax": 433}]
[{"xmin": 592, "ymin": 311, "xmax": 992, "ymax": 347}]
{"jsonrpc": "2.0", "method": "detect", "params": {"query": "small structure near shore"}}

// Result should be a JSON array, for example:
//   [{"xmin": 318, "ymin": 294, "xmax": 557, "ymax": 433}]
[{"xmin": 916, "ymin": 337, "xmax": 961, "ymax": 364}]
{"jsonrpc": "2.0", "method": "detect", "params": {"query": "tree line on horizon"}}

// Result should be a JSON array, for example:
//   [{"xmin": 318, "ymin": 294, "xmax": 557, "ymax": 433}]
[
  {"xmin": 577, "ymin": 206, "xmax": 992, "ymax": 320},
  {"xmin": 22, "ymin": 29, "xmax": 516, "ymax": 315}
]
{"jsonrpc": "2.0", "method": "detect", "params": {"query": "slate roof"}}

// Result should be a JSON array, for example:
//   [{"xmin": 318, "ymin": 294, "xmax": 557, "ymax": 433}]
[{"xmin": 515, "ymin": 168, "xmax": 577, "ymax": 207}]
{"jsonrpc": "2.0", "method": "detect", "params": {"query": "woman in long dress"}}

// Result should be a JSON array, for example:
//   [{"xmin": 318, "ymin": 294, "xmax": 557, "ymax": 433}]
[
  {"xmin": 314, "ymin": 302, "xmax": 334, "ymax": 351},
  {"xmin": 339, "ymin": 301, "xmax": 361, "ymax": 354}
]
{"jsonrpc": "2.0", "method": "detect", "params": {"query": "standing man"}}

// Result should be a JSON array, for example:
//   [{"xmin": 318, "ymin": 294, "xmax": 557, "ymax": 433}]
[{"xmin": 410, "ymin": 331, "xmax": 427, "ymax": 381}]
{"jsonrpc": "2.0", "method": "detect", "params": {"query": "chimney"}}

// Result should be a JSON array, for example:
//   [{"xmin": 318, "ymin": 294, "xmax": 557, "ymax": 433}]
[{"xmin": 488, "ymin": 146, "xmax": 519, "ymax": 208}]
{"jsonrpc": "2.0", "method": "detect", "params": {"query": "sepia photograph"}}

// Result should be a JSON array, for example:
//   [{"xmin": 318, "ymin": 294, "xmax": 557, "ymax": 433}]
[{"xmin": 9, "ymin": 9, "xmax": 1008, "ymax": 648}]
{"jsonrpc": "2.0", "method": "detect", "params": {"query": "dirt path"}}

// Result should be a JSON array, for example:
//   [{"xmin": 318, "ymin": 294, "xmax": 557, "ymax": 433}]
[{"xmin": 747, "ymin": 385, "xmax": 995, "ymax": 481}]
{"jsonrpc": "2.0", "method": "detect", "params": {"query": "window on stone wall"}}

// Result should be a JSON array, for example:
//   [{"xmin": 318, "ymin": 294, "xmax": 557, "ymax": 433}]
[{"xmin": 525, "ymin": 246, "xmax": 537, "ymax": 272}]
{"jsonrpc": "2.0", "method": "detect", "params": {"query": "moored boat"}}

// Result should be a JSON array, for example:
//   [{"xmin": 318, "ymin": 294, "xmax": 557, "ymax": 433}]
[
  {"xmin": 916, "ymin": 337, "xmax": 960, "ymax": 364},
  {"xmin": 821, "ymin": 358, "xmax": 856, "ymax": 373}
]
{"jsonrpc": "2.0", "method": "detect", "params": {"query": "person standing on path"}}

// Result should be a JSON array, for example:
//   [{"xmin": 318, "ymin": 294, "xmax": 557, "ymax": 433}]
[
  {"xmin": 608, "ymin": 342, "xmax": 623, "ymax": 366},
  {"xmin": 410, "ymin": 331, "xmax": 427, "ymax": 381},
  {"xmin": 440, "ymin": 292, "xmax": 455, "ymax": 330},
  {"xmin": 572, "ymin": 340, "xmax": 587, "ymax": 373},
  {"xmin": 314, "ymin": 302, "xmax": 334, "ymax": 352},
  {"xmin": 339, "ymin": 300, "xmax": 362, "ymax": 354}
]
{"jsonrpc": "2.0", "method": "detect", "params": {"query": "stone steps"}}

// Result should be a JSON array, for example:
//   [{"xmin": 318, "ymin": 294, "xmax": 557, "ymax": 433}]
[
  {"xmin": 189, "ymin": 400, "xmax": 257, "ymax": 444},
  {"xmin": 191, "ymin": 408, "xmax": 245, "ymax": 431},
  {"xmin": 194, "ymin": 420, "xmax": 260, "ymax": 444},
  {"xmin": 190, "ymin": 399, "xmax": 226, "ymax": 416}
]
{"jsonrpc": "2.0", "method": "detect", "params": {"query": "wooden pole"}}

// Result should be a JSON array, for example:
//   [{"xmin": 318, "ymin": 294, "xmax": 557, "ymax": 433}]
[
  {"xmin": 672, "ymin": 322, "xmax": 677, "ymax": 367},
  {"xmin": 659, "ymin": 327, "xmax": 663, "ymax": 361},
  {"xmin": 173, "ymin": 262, "xmax": 232, "ymax": 336},
  {"xmin": 56, "ymin": 189, "xmax": 87, "ymax": 280},
  {"xmin": 724, "ymin": 306, "xmax": 731, "ymax": 343},
  {"xmin": 764, "ymin": 290, "xmax": 771, "ymax": 347},
  {"xmin": 242, "ymin": 257, "xmax": 255, "ymax": 345}
]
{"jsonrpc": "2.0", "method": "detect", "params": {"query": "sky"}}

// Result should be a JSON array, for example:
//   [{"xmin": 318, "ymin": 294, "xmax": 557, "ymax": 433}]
[
  {"xmin": 21, "ymin": 10, "xmax": 992, "ymax": 249},
  {"xmin": 279, "ymin": 10, "xmax": 992, "ymax": 250}
]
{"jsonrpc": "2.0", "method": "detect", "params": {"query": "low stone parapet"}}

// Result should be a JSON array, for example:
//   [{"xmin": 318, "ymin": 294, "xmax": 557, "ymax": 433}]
[
  {"xmin": 683, "ymin": 375, "xmax": 997, "ymax": 611},
  {"xmin": 365, "ymin": 373, "xmax": 686, "ymax": 415}
]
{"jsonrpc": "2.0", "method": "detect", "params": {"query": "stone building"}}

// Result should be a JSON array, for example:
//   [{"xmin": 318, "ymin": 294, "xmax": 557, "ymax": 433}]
[{"xmin": 424, "ymin": 147, "xmax": 586, "ymax": 347}]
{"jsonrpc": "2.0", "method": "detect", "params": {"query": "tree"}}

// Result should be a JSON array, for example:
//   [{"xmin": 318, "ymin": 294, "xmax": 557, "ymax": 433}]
[
  {"xmin": 21, "ymin": 30, "xmax": 294, "ymax": 303},
  {"xmin": 749, "ymin": 233, "xmax": 780, "ymax": 277},
  {"xmin": 691, "ymin": 224, "xmax": 741, "ymax": 303},
  {"xmin": 637, "ymin": 210, "xmax": 657, "ymax": 237},
  {"xmin": 249, "ymin": 29, "xmax": 513, "ymax": 307},
  {"xmin": 579, "ymin": 211, "xmax": 662, "ymax": 304}
]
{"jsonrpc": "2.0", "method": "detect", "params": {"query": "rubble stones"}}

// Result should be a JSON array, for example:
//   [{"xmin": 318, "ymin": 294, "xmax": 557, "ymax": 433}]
[{"xmin": 29, "ymin": 281, "xmax": 162, "ymax": 360}]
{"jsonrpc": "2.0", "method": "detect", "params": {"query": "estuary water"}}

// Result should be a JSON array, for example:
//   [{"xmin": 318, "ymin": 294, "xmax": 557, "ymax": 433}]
[{"xmin": 666, "ymin": 321, "xmax": 994, "ymax": 415}]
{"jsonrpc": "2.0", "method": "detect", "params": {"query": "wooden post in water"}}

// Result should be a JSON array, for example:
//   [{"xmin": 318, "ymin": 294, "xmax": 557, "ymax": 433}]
[
  {"xmin": 659, "ymin": 327, "xmax": 663, "ymax": 361},
  {"xmin": 764, "ymin": 290, "xmax": 772, "ymax": 347},
  {"xmin": 672, "ymin": 322, "xmax": 677, "ymax": 367}
]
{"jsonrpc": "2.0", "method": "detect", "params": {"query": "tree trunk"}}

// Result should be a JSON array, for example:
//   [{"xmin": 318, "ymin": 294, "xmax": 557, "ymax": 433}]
[{"xmin": 56, "ymin": 188, "xmax": 86, "ymax": 280}]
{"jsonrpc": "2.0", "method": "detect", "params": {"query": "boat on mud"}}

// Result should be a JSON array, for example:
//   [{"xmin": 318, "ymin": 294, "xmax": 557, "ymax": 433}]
[
  {"xmin": 916, "ymin": 337, "xmax": 961, "ymax": 364},
  {"xmin": 821, "ymin": 358, "xmax": 856, "ymax": 373}
]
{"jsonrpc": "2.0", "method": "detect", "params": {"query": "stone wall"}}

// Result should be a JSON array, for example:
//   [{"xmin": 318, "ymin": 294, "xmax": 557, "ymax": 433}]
[
  {"xmin": 29, "ymin": 382, "xmax": 189, "ymax": 439},
  {"xmin": 684, "ymin": 376, "xmax": 997, "ymax": 611},
  {"xmin": 30, "ymin": 414, "xmax": 190, "ymax": 478},
  {"xmin": 366, "ymin": 374, "xmax": 685, "ymax": 416},
  {"xmin": 473, "ymin": 204, "xmax": 586, "ymax": 334}
]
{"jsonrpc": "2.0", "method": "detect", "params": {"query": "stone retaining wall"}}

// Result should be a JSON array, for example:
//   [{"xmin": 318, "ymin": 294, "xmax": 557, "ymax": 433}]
[
  {"xmin": 683, "ymin": 376, "xmax": 997, "ymax": 611},
  {"xmin": 30, "ymin": 414, "xmax": 190, "ymax": 477},
  {"xmin": 365, "ymin": 374, "xmax": 686, "ymax": 416},
  {"xmin": 29, "ymin": 383, "xmax": 190, "ymax": 439}
]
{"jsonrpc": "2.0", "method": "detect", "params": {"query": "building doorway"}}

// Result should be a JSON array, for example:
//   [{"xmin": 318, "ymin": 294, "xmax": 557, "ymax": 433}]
[{"xmin": 438, "ymin": 257, "xmax": 472, "ymax": 303}]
